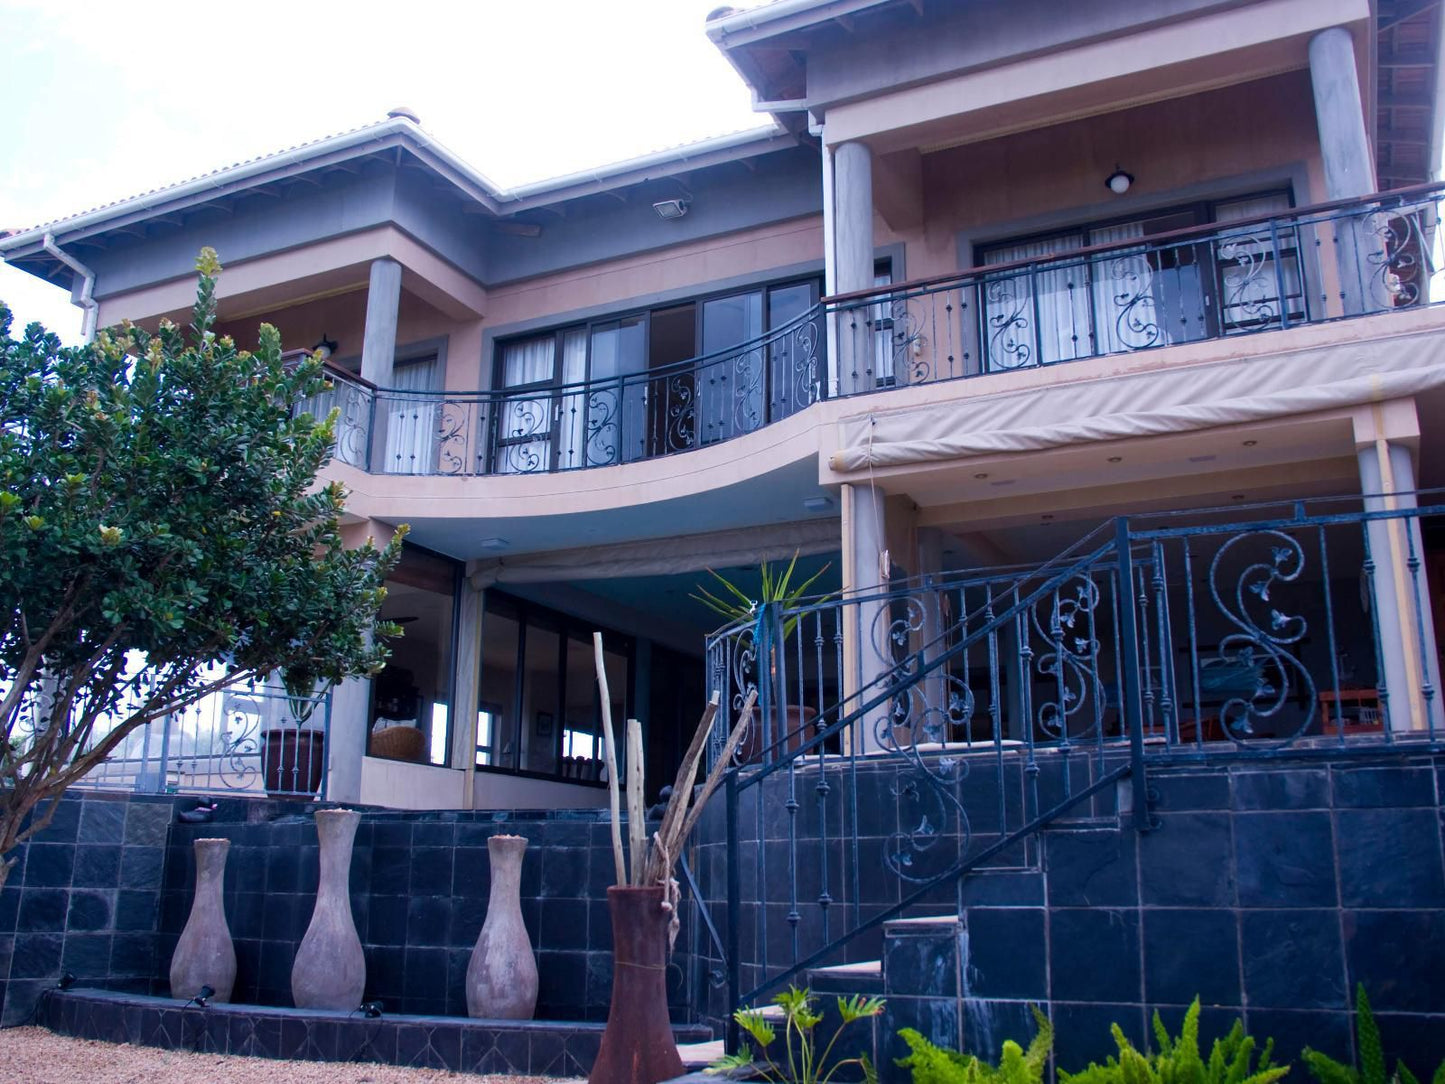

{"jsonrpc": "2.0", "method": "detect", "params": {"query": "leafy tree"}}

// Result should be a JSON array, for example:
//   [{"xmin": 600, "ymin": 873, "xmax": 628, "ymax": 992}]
[{"xmin": 0, "ymin": 248, "xmax": 402, "ymax": 888}]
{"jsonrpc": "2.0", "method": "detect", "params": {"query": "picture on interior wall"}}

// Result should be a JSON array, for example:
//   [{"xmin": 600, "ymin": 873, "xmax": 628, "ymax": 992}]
[{"xmin": 535, "ymin": 711, "xmax": 554, "ymax": 739}]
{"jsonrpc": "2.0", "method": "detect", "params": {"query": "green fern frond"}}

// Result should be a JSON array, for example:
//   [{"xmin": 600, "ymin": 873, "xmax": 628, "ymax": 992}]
[{"xmin": 1305, "ymin": 1047, "xmax": 1359, "ymax": 1084}]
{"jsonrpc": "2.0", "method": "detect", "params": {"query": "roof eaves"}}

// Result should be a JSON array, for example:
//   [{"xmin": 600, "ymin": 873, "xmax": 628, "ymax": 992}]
[{"xmin": 705, "ymin": 0, "xmax": 896, "ymax": 46}]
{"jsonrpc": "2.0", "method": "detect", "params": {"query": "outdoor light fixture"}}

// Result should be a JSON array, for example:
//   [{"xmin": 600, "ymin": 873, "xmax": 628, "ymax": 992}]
[
  {"xmin": 56, "ymin": 973, "xmax": 76, "ymax": 991},
  {"xmin": 361, "ymin": 1001, "xmax": 384, "ymax": 1018},
  {"xmin": 187, "ymin": 984, "xmax": 215, "ymax": 1008},
  {"xmin": 478, "ymin": 537, "xmax": 510, "ymax": 551},
  {"xmin": 652, "ymin": 198, "xmax": 690, "ymax": 220},
  {"xmin": 1105, "ymin": 166, "xmax": 1134, "ymax": 195},
  {"xmin": 313, "ymin": 334, "xmax": 338, "ymax": 361}
]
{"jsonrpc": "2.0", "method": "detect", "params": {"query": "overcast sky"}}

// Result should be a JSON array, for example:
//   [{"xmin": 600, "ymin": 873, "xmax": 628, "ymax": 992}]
[{"xmin": 0, "ymin": 0, "xmax": 764, "ymax": 342}]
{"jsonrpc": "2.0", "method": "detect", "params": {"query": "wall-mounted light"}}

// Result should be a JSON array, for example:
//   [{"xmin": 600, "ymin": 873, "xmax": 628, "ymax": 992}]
[
  {"xmin": 313, "ymin": 335, "xmax": 338, "ymax": 361},
  {"xmin": 1105, "ymin": 166, "xmax": 1134, "ymax": 195},
  {"xmin": 652, "ymin": 198, "xmax": 689, "ymax": 220}
]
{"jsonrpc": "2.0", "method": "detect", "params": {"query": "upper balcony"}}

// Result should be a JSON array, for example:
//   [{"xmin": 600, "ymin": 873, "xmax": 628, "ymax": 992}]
[{"xmin": 308, "ymin": 182, "xmax": 1442, "ymax": 479}]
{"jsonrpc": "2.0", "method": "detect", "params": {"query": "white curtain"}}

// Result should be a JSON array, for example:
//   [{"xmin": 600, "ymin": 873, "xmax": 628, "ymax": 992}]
[
  {"xmin": 556, "ymin": 329, "xmax": 589, "ymax": 468},
  {"xmin": 497, "ymin": 336, "xmax": 556, "ymax": 474},
  {"xmin": 383, "ymin": 356, "xmax": 440, "ymax": 475},
  {"xmin": 983, "ymin": 234, "xmax": 1089, "ymax": 371},
  {"xmin": 1212, "ymin": 194, "xmax": 1298, "ymax": 332},
  {"xmin": 1087, "ymin": 220, "xmax": 1155, "ymax": 354}
]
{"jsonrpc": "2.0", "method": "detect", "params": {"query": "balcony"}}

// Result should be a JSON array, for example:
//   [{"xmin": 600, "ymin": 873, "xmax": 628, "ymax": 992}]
[{"xmin": 307, "ymin": 183, "xmax": 1441, "ymax": 478}]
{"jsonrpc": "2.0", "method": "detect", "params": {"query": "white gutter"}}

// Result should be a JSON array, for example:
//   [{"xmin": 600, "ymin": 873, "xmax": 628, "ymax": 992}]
[
  {"xmin": 41, "ymin": 233, "xmax": 98, "ymax": 342},
  {"xmin": 706, "ymin": 0, "xmax": 892, "ymax": 42}
]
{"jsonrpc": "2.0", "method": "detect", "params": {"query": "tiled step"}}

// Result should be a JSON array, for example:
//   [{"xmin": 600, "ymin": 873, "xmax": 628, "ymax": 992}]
[
  {"xmin": 679, "ymin": 1039, "xmax": 726, "ymax": 1068},
  {"xmin": 808, "ymin": 959, "xmax": 884, "ymax": 997}
]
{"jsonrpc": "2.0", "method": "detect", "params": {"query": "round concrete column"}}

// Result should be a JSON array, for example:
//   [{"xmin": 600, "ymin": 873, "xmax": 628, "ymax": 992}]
[
  {"xmin": 1309, "ymin": 27, "xmax": 1375, "ymax": 200},
  {"xmin": 360, "ymin": 257, "xmax": 403, "ymax": 387},
  {"xmin": 833, "ymin": 141, "xmax": 875, "ymax": 395}
]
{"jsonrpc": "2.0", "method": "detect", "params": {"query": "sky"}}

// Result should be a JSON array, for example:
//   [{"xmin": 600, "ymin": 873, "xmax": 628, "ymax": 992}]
[{"xmin": 0, "ymin": 0, "xmax": 765, "ymax": 343}]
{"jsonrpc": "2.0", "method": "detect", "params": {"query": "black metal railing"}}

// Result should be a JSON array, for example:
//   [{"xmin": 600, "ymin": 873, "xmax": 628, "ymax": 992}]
[
  {"xmin": 826, "ymin": 181, "xmax": 1441, "ymax": 393},
  {"xmin": 701, "ymin": 493, "xmax": 1445, "ymax": 1023},
  {"xmin": 302, "ymin": 184, "xmax": 1441, "ymax": 477}
]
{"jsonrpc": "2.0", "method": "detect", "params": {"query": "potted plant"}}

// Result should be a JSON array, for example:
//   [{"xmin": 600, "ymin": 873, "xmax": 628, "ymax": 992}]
[
  {"xmin": 691, "ymin": 552, "xmax": 832, "ymax": 762},
  {"xmin": 588, "ymin": 633, "xmax": 756, "ymax": 1084}
]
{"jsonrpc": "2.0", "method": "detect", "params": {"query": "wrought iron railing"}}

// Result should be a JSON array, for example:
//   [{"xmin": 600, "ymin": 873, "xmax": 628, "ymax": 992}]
[
  {"xmin": 11, "ymin": 662, "xmax": 332, "ymax": 799},
  {"xmin": 826, "ymin": 182, "xmax": 1442, "ymax": 393},
  {"xmin": 701, "ymin": 493, "xmax": 1445, "ymax": 1026},
  {"xmin": 302, "ymin": 184, "xmax": 1440, "ymax": 477}
]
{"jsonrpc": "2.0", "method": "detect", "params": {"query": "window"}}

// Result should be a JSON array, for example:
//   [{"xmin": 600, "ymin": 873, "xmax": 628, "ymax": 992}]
[
  {"xmin": 978, "ymin": 191, "xmax": 1295, "ymax": 371},
  {"xmin": 476, "ymin": 593, "xmax": 633, "ymax": 783},
  {"xmin": 369, "ymin": 544, "xmax": 460, "ymax": 767},
  {"xmin": 492, "ymin": 275, "xmax": 821, "ymax": 471}
]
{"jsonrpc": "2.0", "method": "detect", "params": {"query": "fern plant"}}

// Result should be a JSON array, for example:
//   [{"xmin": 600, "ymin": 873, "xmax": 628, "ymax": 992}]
[
  {"xmin": 1304, "ymin": 984, "xmax": 1445, "ymax": 1084},
  {"xmin": 709, "ymin": 986, "xmax": 885, "ymax": 1084},
  {"xmin": 897, "ymin": 1004, "xmax": 1053, "ymax": 1084},
  {"xmin": 1059, "ymin": 998, "xmax": 1289, "ymax": 1084}
]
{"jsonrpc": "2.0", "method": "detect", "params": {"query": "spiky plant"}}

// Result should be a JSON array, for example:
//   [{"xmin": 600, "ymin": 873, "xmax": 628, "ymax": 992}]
[
  {"xmin": 1304, "ymin": 984, "xmax": 1445, "ymax": 1084},
  {"xmin": 709, "ymin": 986, "xmax": 885, "ymax": 1084}
]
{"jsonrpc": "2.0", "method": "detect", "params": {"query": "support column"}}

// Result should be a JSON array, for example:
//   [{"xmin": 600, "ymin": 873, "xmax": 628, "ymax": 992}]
[
  {"xmin": 1354, "ymin": 402, "xmax": 1440, "ymax": 732},
  {"xmin": 844, "ymin": 480, "xmax": 892, "ymax": 752},
  {"xmin": 452, "ymin": 580, "xmax": 485, "ymax": 807},
  {"xmin": 361, "ymin": 258, "xmax": 403, "ymax": 385},
  {"xmin": 833, "ymin": 141, "xmax": 875, "ymax": 397},
  {"xmin": 362, "ymin": 258, "xmax": 403, "ymax": 471},
  {"xmin": 325, "ymin": 676, "xmax": 371, "ymax": 803},
  {"xmin": 1310, "ymin": 28, "xmax": 1379, "ymax": 316},
  {"xmin": 1309, "ymin": 28, "xmax": 1375, "ymax": 200}
]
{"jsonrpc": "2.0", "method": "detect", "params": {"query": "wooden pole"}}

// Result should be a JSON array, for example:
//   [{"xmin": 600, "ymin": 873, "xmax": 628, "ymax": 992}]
[
  {"xmin": 626, "ymin": 719, "xmax": 646, "ymax": 886},
  {"xmin": 593, "ymin": 632, "xmax": 626, "ymax": 887}
]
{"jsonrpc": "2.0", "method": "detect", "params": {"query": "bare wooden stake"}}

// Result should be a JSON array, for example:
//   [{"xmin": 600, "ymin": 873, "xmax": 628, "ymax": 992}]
[
  {"xmin": 625, "ymin": 718, "xmax": 646, "ymax": 886},
  {"xmin": 593, "ymin": 632, "xmax": 626, "ymax": 887},
  {"xmin": 677, "ymin": 688, "xmax": 757, "ymax": 847},
  {"xmin": 647, "ymin": 692, "xmax": 719, "ymax": 884}
]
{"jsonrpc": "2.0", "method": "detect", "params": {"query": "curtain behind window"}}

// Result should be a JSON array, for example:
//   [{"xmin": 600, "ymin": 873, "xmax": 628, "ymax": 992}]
[
  {"xmin": 383, "ymin": 356, "xmax": 440, "ymax": 475},
  {"xmin": 982, "ymin": 234, "xmax": 1089, "ymax": 371}
]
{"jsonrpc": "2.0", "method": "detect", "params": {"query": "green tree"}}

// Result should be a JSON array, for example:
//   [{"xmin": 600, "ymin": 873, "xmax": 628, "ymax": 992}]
[{"xmin": 0, "ymin": 249, "xmax": 402, "ymax": 887}]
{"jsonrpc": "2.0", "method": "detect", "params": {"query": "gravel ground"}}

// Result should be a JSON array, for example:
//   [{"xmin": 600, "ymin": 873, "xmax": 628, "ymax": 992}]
[{"xmin": 0, "ymin": 1027, "xmax": 580, "ymax": 1084}]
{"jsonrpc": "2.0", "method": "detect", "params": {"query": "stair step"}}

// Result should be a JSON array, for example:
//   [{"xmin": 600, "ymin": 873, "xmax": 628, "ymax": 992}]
[
  {"xmin": 808, "ymin": 958, "xmax": 885, "ymax": 996},
  {"xmin": 679, "ymin": 1039, "xmax": 726, "ymax": 1068},
  {"xmin": 884, "ymin": 914, "xmax": 961, "ymax": 930},
  {"xmin": 811, "ymin": 960, "xmax": 882, "ymax": 977}
]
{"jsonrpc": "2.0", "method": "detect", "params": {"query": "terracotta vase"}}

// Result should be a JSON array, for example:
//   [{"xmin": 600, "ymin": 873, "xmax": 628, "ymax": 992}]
[
  {"xmin": 466, "ymin": 834, "xmax": 538, "ymax": 1019},
  {"xmin": 169, "ymin": 838, "xmax": 236, "ymax": 1002},
  {"xmin": 291, "ymin": 808, "xmax": 366, "ymax": 1010},
  {"xmin": 589, "ymin": 885, "xmax": 684, "ymax": 1084}
]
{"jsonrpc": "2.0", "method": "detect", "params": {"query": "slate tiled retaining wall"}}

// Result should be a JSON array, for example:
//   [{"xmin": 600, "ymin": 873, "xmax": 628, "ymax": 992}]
[
  {"xmin": 0, "ymin": 794, "xmax": 700, "ymax": 1029},
  {"xmin": 689, "ymin": 750, "xmax": 1445, "ymax": 1077}
]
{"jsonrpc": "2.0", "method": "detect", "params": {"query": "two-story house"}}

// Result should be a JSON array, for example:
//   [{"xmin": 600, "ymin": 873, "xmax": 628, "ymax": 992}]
[{"xmin": 2, "ymin": 0, "xmax": 1441, "ymax": 816}]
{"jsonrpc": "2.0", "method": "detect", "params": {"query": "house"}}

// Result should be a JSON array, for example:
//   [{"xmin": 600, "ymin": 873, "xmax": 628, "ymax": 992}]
[{"xmin": 3, "ymin": 0, "xmax": 1444, "ymax": 1069}]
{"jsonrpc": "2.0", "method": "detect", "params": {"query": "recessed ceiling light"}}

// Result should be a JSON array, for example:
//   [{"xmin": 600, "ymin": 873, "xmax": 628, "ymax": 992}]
[
  {"xmin": 973, "ymin": 473, "xmax": 989, "ymax": 480},
  {"xmin": 1242, "ymin": 440, "xmax": 1258, "ymax": 447},
  {"xmin": 478, "ymin": 537, "xmax": 510, "ymax": 551},
  {"xmin": 1107, "ymin": 456, "xmax": 1123, "ymax": 463}
]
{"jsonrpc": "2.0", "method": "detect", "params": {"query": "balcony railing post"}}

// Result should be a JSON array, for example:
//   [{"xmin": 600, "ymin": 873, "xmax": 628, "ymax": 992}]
[{"xmin": 1113, "ymin": 516, "xmax": 1151, "ymax": 831}]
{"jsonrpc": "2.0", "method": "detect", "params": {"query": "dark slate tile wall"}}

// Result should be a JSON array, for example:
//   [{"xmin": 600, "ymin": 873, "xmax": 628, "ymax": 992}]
[
  {"xmin": 690, "ymin": 751, "xmax": 1445, "ymax": 1079},
  {"xmin": 0, "ymin": 792, "xmax": 177, "ymax": 1026}
]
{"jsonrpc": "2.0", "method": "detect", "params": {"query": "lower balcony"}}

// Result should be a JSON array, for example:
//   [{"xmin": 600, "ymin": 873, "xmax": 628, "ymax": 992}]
[{"xmin": 305, "ymin": 183, "xmax": 1442, "ymax": 478}]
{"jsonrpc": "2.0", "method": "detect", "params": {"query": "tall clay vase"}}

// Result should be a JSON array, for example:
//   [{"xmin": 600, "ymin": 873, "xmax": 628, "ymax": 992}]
[
  {"xmin": 169, "ymin": 838, "xmax": 236, "ymax": 1002},
  {"xmin": 589, "ymin": 885, "xmax": 684, "ymax": 1084},
  {"xmin": 466, "ymin": 834, "xmax": 538, "ymax": 1019},
  {"xmin": 291, "ymin": 808, "xmax": 366, "ymax": 1010}
]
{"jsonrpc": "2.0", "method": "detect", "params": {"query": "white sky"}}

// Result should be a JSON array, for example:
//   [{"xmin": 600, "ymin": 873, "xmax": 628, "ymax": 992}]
[{"xmin": 0, "ymin": 0, "xmax": 764, "ymax": 343}]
